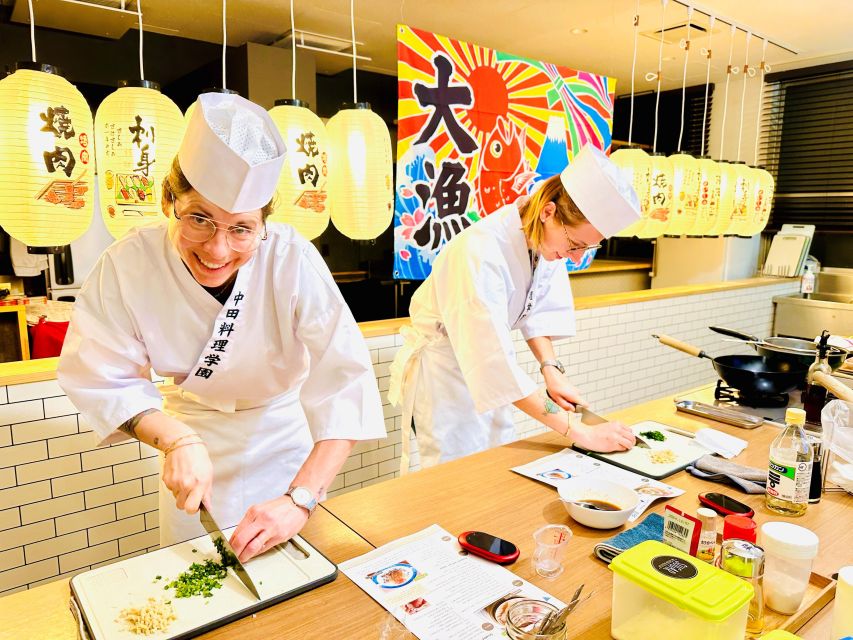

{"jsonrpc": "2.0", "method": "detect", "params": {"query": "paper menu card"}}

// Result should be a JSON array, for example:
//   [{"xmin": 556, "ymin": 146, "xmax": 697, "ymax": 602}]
[
  {"xmin": 511, "ymin": 449, "xmax": 684, "ymax": 521},
  {"xmin": 339, "ymin": 524, "xmax": 564, "ymax": 640}
]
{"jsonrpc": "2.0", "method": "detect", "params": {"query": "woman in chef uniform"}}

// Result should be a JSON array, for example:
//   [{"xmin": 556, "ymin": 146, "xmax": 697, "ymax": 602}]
[
  {"xmin": 389, "ymin": 145, "xmax": 640, "ymax": 470},
  {"xmin": 58, "ymin": 93, "xmax": 385, "ymax": 561}
]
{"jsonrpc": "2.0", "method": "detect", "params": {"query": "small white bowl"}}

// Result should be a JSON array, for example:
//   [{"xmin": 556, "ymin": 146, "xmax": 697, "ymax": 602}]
[{"xmin": 557, "ymin": 478, "xmax": 640, "ymax": 529}]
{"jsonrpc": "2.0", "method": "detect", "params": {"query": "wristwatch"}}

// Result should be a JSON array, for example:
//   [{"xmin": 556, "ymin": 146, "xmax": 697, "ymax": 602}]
[
  {"xmin": 286, "ymin": 486, "xmax": 318, "ymax": 515},
  {"xmin": 539, "ymin": 359, "xmax": 565, "ymax": 374}
]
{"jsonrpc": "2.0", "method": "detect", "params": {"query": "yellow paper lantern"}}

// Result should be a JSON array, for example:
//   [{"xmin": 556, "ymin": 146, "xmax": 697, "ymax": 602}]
[
  {"xmin": 0, "ymin": 64, "xmax": 94, "ymax": 247},
  {"xmin": 611, "ymin": 147, "xmax": 651, "ymax": 238},
  {"xmin": 691, "ymin": 156, "xmax": 720, "ymax": 235},
  {"xmin": 328, "ymin": 102, "xmax": 393, "ymax": 240},
  {"xmin": 268, "ymin": 99, "xmax": 330, "ymax": 240},
  {"xmin": 95, "ymin": 81, "xmax": 184, "ymax": 238},
  {"xmin": 667, "ymin": 152, "xmax": 700, "ymax": 236},
  {"xmin": 638, "ymin": 152, "xmax": 673, "ymax": 238},
  {"xmin": 745, "ymin": 165, "xmax": 775, "ymax": 236},
  {"xmin": 729, "ymin": 161, "xmax": 753, "ymax": 236},
  {"xmin": 708, "ymin": 160, "xmax": 737, "ymax": 236}
]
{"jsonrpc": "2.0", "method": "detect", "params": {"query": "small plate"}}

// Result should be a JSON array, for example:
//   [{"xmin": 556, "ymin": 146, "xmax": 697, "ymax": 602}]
[{"xmin": 372, "ymin": 564, "xmax": 417, "ymax": 589}]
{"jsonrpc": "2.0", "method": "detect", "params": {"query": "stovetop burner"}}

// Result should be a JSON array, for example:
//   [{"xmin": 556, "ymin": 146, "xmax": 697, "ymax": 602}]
[{"xmin": 714, "ymin": 380, "xmax": 790, "ymax": 408}]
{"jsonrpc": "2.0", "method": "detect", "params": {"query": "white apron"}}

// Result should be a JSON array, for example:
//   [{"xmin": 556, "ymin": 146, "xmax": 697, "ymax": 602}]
[{"xmin": 389, "ymin": 204, "xmax": 576, "ymax": 471}]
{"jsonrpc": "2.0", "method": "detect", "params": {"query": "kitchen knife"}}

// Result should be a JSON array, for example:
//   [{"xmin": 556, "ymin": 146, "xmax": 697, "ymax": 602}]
[
  {"xmin": 199, "ymin": 504, "xmax": 262, "ymax": 601},
  {"xmin": 580, "ymin": 407, "xmax": 650, "ymax": 449}
]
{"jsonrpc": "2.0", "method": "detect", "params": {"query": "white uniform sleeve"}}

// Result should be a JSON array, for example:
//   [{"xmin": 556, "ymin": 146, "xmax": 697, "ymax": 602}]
[
  {"xmin": 516, "ymin": 262, "xmax": 576, "ymax": 341},
  {"xmin": 433, "ymin": 244, "xmax": 537, "ymax": 415},
  {"xmin": 57, "ymin": 252, "xmax": 162, "ymax": 446},
  {"xmin": 292, "ymin": 243, "xmax": 386, "ymax": 443}
]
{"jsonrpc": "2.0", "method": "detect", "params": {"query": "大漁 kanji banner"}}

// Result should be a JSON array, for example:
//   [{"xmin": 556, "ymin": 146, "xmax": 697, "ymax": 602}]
[{"xmin": 394, "ymin": 25, "xmax": 616, "ymax": 280}]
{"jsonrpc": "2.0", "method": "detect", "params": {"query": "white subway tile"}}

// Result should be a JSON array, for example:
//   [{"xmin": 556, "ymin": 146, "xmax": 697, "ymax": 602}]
[
  {"xmin": 0, "ymin": 468, "xmax": 14, "ymax": 490},
  {"xmin": 362, "ymin": 446, "xmax": 395, "ymax": 466},
  {"xmin": 0, "ymin": 401, "xmax": 44, "ymax": 427},
  {"xmin": 370, "ymin": 349, "xmax": 379, "ymax": 364},
  {"xmin": 339, "ymin": 455, "xmax": 362, "ymax": 473},
  {"xmin": 0, "ymin": 557, "xmax": 58, "ymax": 592},
  {"xmin": 115, "ymin": 494, "xmax": 158, "ymax": 520},
  {"xmin": 81, "ymin": 442, "xmax": 140, "ymax": 471},
  {"xmin": 0, "ymin": 481, "xmax": 52, "ymax": 511},
  {"xmin": 56, "ymin": 504, "xmax": 116, "ymax": 536},
  {"xmin": 0, "ymin": 426, "xmax": 10, "ymax": 447},
  {"xmin": 11, "ymin": 415, "xmax": 77, "ymax": 445},
  {"xmin": 362, "ymin": 472, "xmax": 396, "ymax": 488},
  {"xmin": 378, "ymin": 458, "xmax": 400, "ymax": 476},
  {"xmin": 25, "ymin": 530, "xmax": 88, "ymax": 563},
  {"xmin": 0, "ymin": 547, "xmax": 24, "ymax": 572},
  {"xmin": 0, "ymin": 508, "xmax": 20, "ymax": 532},
  {"xmin": 59, "ymin": 540, "xmax": 118, "ymax": 573},
  {"xmin": 365, "ymin": 335, "xmax": 396, "ymax": 349},
  {"xmin": 145, "ymin": 512, "xmax": 158, "ymax": 530},
  {"xmin": 85, "ymin": 479, "xmax": 142, "ymax": 509},
  {"xmin": 139, "ymin": 442, "xmax": 160, "ymax": 459},
  {"xmin": 344, "ymin": 464, "xmax": 378, "ymax": 486},
  {"xmin": 47, "ymin": 432, "xmax": 99, "ymax": 459},
  {"xmin": 53, "ymin": 468, "xmax": 114, "ymax": 498},
  {"xmin": 119, "ymin": 529, "xmax": 159, "ymax": 555},
  {"xmin": 16, "ymin": 454, "xmax": 81, "ymax": 485},
  {"xmin": 43, "ymin": 396, "xmax": 78, "ymax": 419},
  {"xmin": 377, "ymin": 346, "xmax": 399, "ymax": 363},
  {"xmin": 351, "ymin": 439, "xmax": 379, "ymax": 455},
  {"xmin": 373, "ymin": 361, "xmax": 392, "ymax": 378},
  {"xmin": 0, "ymin": 520, "xmax": 55, "ymax": 552},
  {"xmin": 7, "ymin": 380, "xmax": 65, "ymax": 403},
  {"xmin": 113, "ymin": 459, "xmax": 158, "ymax": 484},
  {"xmin": 142, "ymin": 475, "xmax": 159, "ymax": 495},
  {"xmin": 92, "ymin": 549, "xmax": 145, "ymax": 570},
  {"xmin": 0, "ymin": 387, "xmax": 6, "ymax": 404},
  {"xmin": 21, "ymin": 493, "xmax": 84, "ymax": 525},
  {"xmin": 28, "ymin": 567, "xmax": 89, "ymax": 589},
  {"xmin": 88, "ymin": 515, "xmax": 146, "ymax": 546}
]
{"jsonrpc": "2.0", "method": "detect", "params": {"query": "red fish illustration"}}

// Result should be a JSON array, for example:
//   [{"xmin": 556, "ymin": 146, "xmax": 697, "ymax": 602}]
[{"xmin": 476, "ymin": 117, "xmax": 536, "ymax": 215}]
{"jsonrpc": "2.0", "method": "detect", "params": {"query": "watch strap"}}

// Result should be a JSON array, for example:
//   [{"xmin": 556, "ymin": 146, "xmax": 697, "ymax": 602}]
[
  {"xmin": 540, "ymin": 359, "xmax": 565, "ymax": 374},
  {"xmin": 286, "ymin": 486, "xmax": 318, "ymax": 515}
]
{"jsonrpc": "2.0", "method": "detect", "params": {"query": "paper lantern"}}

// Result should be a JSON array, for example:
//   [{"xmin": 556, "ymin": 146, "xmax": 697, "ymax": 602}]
[
  {"xmin": 667, "ymin": 152, "xmax": 700, "ymax": 236},
  {"xmin": 95, "ymin": 81, "xmax": 184, "ymax": 238},
  {"xmin": 0, "ymin": 63, "xmax": 94, "ymax": 247},
  {"xmin": 728, "ymin": 161, "xmax": 753, "ymax": 236},
  {"xmin": 637, "ymin": 152, "xmax": 673, "ymax": 238},
  {"xmin": 691, "ymin": 156, "xmax": 720, "ymax": 235},
  {"xmin": 611, "ymin": 147, "xmax": 651, "ymax": 238},
  {"xmin": 268, "ymin": 99, "xmax": 330, "ymax": 240},
  {"xmin": 708, "ymin": 160, "xmax": 737, "ymax": 236},
  {"xmin": 327, "ymin": 102, "xmax": 393, "ymax": 240},
  {"xmin": 745, "ymin": 165, "xmax": 775, "ymax": 236}
]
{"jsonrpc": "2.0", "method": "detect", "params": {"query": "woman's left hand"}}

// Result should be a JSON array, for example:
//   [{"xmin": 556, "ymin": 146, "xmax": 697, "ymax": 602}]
[
  {"xmin": 229, "ymin": 495, "xmax": 309, "ymax": 563},
  {"xmin": 543, "ymin": 368, "xmax": 587, "ymax": 411}
]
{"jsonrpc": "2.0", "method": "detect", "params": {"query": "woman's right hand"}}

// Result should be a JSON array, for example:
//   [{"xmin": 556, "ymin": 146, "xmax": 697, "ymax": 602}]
[
  {"xmin": 569, "ymin": 421, "xmax": 636, "ymax": 453},
  {"xmin": 161, "ymin": 440, "xmax": 213, "ymax": 514}
]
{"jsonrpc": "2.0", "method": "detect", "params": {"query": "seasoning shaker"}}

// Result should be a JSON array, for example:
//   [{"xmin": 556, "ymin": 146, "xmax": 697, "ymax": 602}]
[
  {"xmin": 696, "ymin": 507, "xmax": 718, "ymax": 563},
  {"xmin": 718, "ymin": 539, "xmax": 765, "ymax": 636}
]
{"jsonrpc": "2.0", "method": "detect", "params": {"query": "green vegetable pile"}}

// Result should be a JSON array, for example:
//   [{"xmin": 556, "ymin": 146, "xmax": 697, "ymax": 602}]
[
  {"xmin": 163, "ymin": 537, "xmax": 239, "ymax": 599},
  {"xmin": 639, "ymin": 430, "xmax": 666, "ymax": 441}
]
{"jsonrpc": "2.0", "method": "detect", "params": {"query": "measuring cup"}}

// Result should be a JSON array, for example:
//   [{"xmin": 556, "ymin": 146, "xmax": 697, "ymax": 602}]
[{"xmin": 532, "ymin": 524, "xmax": 572, "ymax": 578}]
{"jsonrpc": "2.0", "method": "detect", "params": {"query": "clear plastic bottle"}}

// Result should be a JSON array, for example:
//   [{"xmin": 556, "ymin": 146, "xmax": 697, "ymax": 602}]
[
  {"xmin": 766, "ymin": 408, "xmax": 813, "ymax": 516},
  {"xmin": 696, "ymin": 508, "xmax": 717, "ymax": 563},
  {"xmin": 800, "ymin": 265, "xmax": 815, "ymax": 297}
]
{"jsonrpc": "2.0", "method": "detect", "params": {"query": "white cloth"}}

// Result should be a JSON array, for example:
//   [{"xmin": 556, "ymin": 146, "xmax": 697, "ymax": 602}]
[
  {"xmin": 58, "ymin": 221, "xmax": 386, "ymax": 544},
  {"xmin": 388, "ymin": 203, "xmax": 575, "ymax": 469},
  {"xmin": 9, "ymin": 238, "xmax": 48, "ymax": 277}
]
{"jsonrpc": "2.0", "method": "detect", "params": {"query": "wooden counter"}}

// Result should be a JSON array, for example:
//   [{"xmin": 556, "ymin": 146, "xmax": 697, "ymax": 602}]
[{"xmin": 323, "ymin": 383, "xmax": 853, "ymax": 639}]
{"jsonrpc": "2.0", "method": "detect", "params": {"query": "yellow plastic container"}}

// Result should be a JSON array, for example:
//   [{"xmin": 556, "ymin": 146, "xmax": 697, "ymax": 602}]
[
  {"xmin": 610, "ymin": 540, "xmax": 753, "ymax": 640},
  {"xmin": 758, "ymin": 631, "xmax": 802, "ymax": 639}
]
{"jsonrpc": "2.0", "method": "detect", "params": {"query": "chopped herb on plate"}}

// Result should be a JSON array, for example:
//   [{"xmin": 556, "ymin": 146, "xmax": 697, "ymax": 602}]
[{"xmin": 639, "ymin": 430, "xmax": 666, "ymax": 441}]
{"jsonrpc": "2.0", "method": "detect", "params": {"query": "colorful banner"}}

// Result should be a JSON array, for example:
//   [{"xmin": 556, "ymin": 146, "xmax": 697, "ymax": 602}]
[{"xmin": 394, "ymin": 25, "xmax": 616, "ymax": 280}]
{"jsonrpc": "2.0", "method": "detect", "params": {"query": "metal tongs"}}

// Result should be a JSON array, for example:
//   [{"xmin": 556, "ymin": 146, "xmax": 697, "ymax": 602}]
[{"xmin": 536, "ymin": 584, "xmax": 593, "ymax": 635}]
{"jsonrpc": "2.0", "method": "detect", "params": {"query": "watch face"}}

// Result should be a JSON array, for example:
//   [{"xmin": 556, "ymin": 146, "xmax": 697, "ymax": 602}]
[{"xmin": 291, "ymin": 487, "xmax": 313, "ymax": 507}]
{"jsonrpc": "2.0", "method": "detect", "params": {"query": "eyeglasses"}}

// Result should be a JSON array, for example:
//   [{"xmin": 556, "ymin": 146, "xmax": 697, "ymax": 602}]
[
  {"xmin": 172, "ymin": 204, "xmax": 267, "ymax": 253},
  {"xmin": 561, "ymin": 222, "xmax": 602, "ymax": 254}
]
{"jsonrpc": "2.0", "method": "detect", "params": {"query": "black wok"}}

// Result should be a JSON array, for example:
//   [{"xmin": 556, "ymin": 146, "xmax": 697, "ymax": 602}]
[
  {"xmin": 653, "ymin": 334, "xmax": 809, "ymax": 396},
  {"xmin": 709, "ymin": 326, "xmax": 850, "ymax": 371}
]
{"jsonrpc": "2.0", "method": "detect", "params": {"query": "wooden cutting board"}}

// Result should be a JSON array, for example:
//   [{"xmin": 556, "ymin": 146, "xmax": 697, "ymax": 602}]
[{"xmin": 71, "ymin": 531, "xmax": 337, "ymax": 640}]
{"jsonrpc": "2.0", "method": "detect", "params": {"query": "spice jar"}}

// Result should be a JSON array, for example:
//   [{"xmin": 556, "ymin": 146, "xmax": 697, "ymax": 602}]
[
  {"xmin": 505, "ymin": 599, "xmax": 567, "ymax": 640},
  {"xmin": 759, "ymin": 522, "xmax": 819, "ymax": 615},
  {"xmin": 718, "ymin": 539, "xmax": 765, "ymax": 636}
]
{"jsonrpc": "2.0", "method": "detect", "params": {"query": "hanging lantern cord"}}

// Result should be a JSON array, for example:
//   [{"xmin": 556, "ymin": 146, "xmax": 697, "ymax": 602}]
[
  {"xmin": 627, "ymin": 0, "xmax": 640, "ymax": 145},
  {"xmin": 137, "ymin": 0, "xmax": 145, "ymax": 81},
  {"xmin": 290, "ymin": 0, "xmax": 297, "ymax": 98},
  {"xmin": 350, "ymin": 0, "xmax": 358, "ymax": 103},
  {"xmin": 700, "ymin": 15, "xmax": 715, "ymax": 156},
  {"xmin": 676, "ymin": 5, "xmax": 694, "ymax": 152},
  {"xmin": 735, "ymin": 31, "xmax": 753, "ymax": 163},
  {"xmin": 754, "ymin": 38, "xmax": 770, "ymax": 165},
  {"xmin": 27, "ymin": 0, "xmax": 36, "ymax": 62},
  {"xmin": 222, "ymin": 0, "xmax": 228, "ymax": 90},
  {"xmin": 649, "ymin": 0, "xmax": 668, "ymax": 154},
  {"xmin": 718, "ymin": 23, "xmax": 739, "ymax": 161}
]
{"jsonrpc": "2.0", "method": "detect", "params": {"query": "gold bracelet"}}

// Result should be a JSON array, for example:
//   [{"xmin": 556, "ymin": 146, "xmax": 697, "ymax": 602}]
[
  {"xmin": 164, "ymin": 440, "xmax": 206, "ymax": 456},
  {"xmin": 163, "ymin": 433, "xmax": 200, "ymax": 455}
]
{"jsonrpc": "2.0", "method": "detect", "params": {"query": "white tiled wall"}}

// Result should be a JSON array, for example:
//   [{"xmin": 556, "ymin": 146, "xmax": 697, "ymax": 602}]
[{"xmin": 0, "ymin": 280, "xmax": 798, "ymax": 595}]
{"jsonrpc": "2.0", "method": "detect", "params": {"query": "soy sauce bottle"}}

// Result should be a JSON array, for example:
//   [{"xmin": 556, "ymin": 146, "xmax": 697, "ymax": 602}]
[{"xmin": 803, "ymin": 331, "xmax": 831, "ymax": 504}]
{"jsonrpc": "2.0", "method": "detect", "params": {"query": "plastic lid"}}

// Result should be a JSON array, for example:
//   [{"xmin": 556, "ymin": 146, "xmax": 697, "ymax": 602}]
[
  {"xmin": 785, "ymin": 407, "xmax": 806, "ymax": 425},
  {"xmin": 697, "ymin": 507, "xmax": 717, "ymax": 522},
  {"xmin": 723, "ymin": 515, "xmax": 757, "ymax": 543},
  {"xmin": 610, "ymin": 540, "xmax": 754, "ymax": 621},
  {"xmin": 759, "ymin": 522, "xmax": 819, "ymax": 560},
  {"xmin": 839, "ymin": 565, "xmax": 853, "ymax": 587}
]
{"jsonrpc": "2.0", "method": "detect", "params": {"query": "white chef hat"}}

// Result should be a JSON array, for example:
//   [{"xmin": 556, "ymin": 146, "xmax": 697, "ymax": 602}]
[
  {"xmin": 178, "ymin": 93, "xmax": 286, "ymax": 213},
  {"xmin": 559, "ymin": 144, "xmax": 640, "ymax": 238}
]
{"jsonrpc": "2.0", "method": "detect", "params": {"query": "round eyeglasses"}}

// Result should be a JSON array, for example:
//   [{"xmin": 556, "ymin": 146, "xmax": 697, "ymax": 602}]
[
  {"xmin": 561, "ymin": 221, "xmax": 602, "ymax": 255},
  {"xmin": 173, "ymin": 206, "xmax": 267, "ymax": 253}
]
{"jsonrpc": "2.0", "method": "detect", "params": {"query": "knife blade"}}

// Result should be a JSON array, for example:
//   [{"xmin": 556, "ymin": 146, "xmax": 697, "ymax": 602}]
[
  {"xmin": 199, "ymin": 504, "xmax": 262, "ymax": 601},
  {"xmin": 580, "ymin": 408, "xmax": 650, "ymax": 448}
]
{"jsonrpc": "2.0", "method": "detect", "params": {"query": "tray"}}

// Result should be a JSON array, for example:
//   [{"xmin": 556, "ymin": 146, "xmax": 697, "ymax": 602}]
[
  {"xmin": 765, "ymin": 571, "xmax": 836, "ymax": 635},
  {"xmin": 71, "ymin": 532, "xmax": 337, "ymax": 640},
  {"xmin": 674, "ymin": 399, "xmax": 764, "ymax": 429}
]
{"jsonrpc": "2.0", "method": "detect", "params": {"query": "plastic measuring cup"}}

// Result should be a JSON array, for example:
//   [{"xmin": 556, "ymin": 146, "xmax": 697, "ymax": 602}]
[{"xmin": 532, "ymin": 524, "xmax": 572, "ymax": 578}]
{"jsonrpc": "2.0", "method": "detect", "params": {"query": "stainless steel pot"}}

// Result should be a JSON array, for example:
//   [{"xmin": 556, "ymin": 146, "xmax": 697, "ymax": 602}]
[{"xmin": 709, "ymin": 326, "xmax": 849, "ymax": 371}]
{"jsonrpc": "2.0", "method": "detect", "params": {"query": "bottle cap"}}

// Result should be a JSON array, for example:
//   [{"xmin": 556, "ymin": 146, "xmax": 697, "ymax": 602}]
[
  {"xmin": 785, "ymin": 407, "xmax": 806, "ymax": 425},
  {"xmin": 719, "ymin": 539, "xmax": 764, "ymax": 579},
  {"xmin": 759, "ymin": 522, "xmax": 819, "ymax": 560},
  {"xmin": 697, "ymin": 507, "xmax": 717, "ymax": 523},
  {"xmin": 723, "ymin": 514, "xmax": 757, "ymax": 543}
]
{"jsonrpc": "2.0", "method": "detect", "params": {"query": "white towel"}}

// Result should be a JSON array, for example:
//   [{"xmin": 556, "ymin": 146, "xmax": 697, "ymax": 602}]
[
  {"xmin": 694, "ymin": 428, "xmax": 748, "ymax": 459},
  {"xmin": 10, "ymin": 238, "xmax": 48, "ymax": 277}
]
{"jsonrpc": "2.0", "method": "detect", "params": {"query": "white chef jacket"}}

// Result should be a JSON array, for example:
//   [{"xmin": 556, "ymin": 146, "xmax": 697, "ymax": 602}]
[
  {"xmin": 59, "ymin": 221, "xmax": 386, "ymax": 543},
  {"xmin": 388, "ymin": 203, "xmax": 576, "ymax": 469}
]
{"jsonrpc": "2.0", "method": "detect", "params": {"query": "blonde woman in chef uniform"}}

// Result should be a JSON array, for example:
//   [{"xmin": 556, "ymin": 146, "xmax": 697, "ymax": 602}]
[
  {"xmin": 58, "ymin": 93, "xmax": 385, "ymax": 561},
  {"xmin": 389, "ymin": 145, "xmax": 640, "ymax": 471}
]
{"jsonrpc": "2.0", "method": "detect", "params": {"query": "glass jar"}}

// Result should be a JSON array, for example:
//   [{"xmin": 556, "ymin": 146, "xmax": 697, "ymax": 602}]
[{"xmin": 505, "ymin": 599, "xmax": 567, "ymax": 640}]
